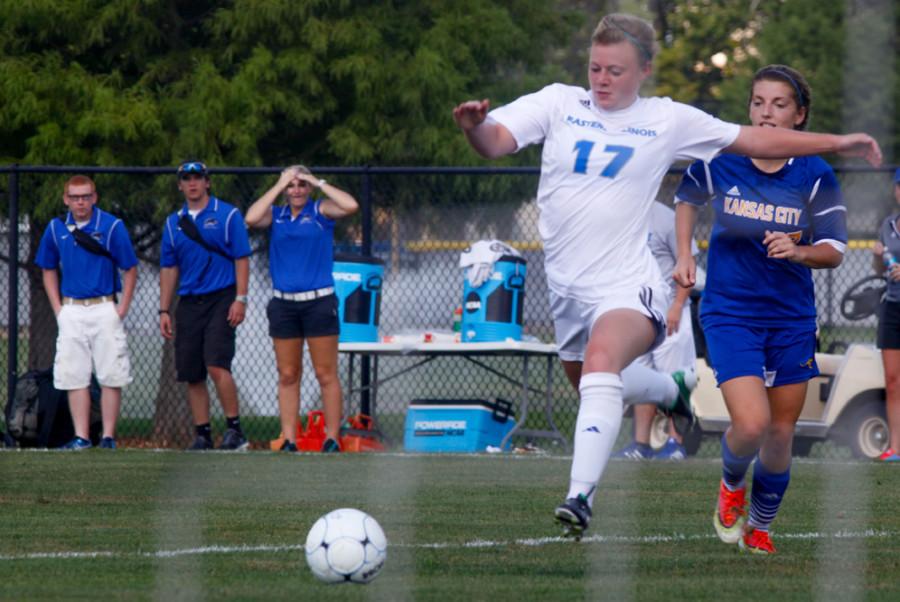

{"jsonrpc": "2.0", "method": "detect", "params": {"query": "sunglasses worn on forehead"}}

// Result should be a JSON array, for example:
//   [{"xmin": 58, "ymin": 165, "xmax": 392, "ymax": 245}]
[{"xmin": 177, "ymin": 162, "xmax": 208, "ymax": 176}]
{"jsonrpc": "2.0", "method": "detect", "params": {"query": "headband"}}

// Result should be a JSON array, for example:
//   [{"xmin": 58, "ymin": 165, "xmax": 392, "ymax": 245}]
[
  {"xmin": 758, "ymin": 67, "xmax": 808, "ymax": 107},
  {"xmin": 608, "ymin": 21, "xmax": 653, "ymax": 62}
]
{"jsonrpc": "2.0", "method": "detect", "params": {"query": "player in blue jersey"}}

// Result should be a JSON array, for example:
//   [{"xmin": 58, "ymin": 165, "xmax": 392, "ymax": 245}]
[
  {"xmin": 159, "ymin": 161, "xmax": 252, "ymax": 451},
  {"xmin": 455, "ymin": 12, "xmax": 879, "ymax": 541},
  {"xmin": 246, "ymin": 166, "xmax": 358, "ymax": 453},
  {"xmin": 674, "ymin": 65, "xmax": 847, "ymax": 554},
  {"xmin": 36, "ymin": 175, "xmax": 138, "ymax": 450},
  {"xmin": 871, "ymin": 168, "xmax": 900, "ymax": 462}
]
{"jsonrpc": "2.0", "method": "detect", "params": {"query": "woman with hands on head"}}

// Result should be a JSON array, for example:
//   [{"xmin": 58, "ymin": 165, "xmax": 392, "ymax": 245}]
[
  {"xmin": 453, "ymin": 11, "xmax": 881, "ymax": 544},
  {"xmin": 673, "ymin": 65, "xmax": 851, "ymax": 554},
  {"xmin": 245, "ymin": 165, "xmax": 358, "ymax": 453}
]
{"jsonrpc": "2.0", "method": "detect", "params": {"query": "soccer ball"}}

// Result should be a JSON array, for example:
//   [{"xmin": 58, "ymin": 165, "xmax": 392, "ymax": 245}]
[{"xmin": 304, "ymin": 508, "xmax": 387, "ymax": 584}]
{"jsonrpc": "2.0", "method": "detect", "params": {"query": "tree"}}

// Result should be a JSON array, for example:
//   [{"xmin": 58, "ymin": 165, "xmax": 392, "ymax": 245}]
[{"xmin": 0, "ymin": 0, "xmax": 579, "ymax": 437}]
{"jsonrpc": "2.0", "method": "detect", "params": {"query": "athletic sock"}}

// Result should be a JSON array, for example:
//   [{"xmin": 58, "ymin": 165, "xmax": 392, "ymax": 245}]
[
  {"xmin": 566, "ymin": 372, "xmax": 624, "ymax": 507},
  {"xmin": 747, "ymin": 460, "xmax": 791, "ymax": 531},
  {"xmin": 721, "ymin": 434, "xmax": 755, "ymax": 490},
  {"xmin": 195, "ymin": 423, "xmax": 212, "ymax": 441},
  {"xmin": 226, "ymin": 415, "xmax": 243, "ymax": 435},
  {"xmin": 620, "ymin": 362, "xmax": 678, "ymax": 407}
]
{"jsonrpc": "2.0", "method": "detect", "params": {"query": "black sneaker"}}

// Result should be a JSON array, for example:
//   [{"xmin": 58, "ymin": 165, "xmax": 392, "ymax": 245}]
[
  {"xmin": 99, "ymin": 437, "xmax": 116, "ymax": 449},
  {"xmin": 555, "ymin": 494, "xmax": 592, "ymax": 540},
  {"xmin": 219, "ymin": 429, "xmax": 249, "ymax": 451},
  {"xmin": 321, "ymin": 438, "xmax": 341, "ymax": 453},
  {"xmin": 187, "ymin": 436, "xmax": 213, "ymax": 451},
  {"xmin": 280, "ymin": 440, "xmax": 298, "ymax": 452}
]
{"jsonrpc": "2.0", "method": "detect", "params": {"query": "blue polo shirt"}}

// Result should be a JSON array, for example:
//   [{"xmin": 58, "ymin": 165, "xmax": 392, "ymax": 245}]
[
  {"xmin": 160, "ymin": 197, "xmax": 252, "ymax": 296},
  {"xmin": 269, "ymin": 201, "xmax": 336, "ymax": 292},
  {"xmin": 35, "ymin": 208, "xmax": 138, "ymax": 299}
]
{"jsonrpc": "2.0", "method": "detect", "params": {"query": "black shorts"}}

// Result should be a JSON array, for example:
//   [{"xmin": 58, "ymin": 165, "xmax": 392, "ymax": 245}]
[
  {"xmin": 267, "ymin": 294, "xmax": 340, "ymax": 339},
  {"xmin": 878, "ymin": 300, "xmax": 900, "ymax": 349},
  {"xmin": 174, "ymin": 286, "xmax": 237, "ymax": 382}
]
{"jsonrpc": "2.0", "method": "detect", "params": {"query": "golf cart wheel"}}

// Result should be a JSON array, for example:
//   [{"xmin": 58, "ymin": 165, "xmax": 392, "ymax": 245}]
[
  {"xmin": 845, "ymin": 400, "xmax": 889, "ymax": 459},
  {"xmin": 649, "ymin": 412, "xmax": 669, "ymax": 450}
]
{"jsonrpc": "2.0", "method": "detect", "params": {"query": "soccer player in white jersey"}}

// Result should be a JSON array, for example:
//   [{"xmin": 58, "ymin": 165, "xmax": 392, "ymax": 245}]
[
  {"xmin": 674, "ymin": 65, "xmax": 847, "ymax": 555},
  {"xmin": 453, "ymin": 12, "xmax": 881, "ymax": 539}
]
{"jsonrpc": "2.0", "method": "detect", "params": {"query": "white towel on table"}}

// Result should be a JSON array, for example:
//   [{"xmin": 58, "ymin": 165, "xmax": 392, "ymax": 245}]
[{"xmin": 459, "ymin": 240, "xmax": 521, "ymax": 287}]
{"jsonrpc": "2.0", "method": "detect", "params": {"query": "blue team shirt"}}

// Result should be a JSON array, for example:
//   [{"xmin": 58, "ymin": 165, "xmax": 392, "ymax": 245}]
[
  {"xmin": 268, "ymin": 201, "xmax": 336, "ymax": 292},
  {"xmin": 675, "ymin": 154, "xmax": 847, "ymax": 328},
  {"xmin": 35, "ymin": 208, "xmax": 138, "ymax": 299},
  {"xmin": 160, "ymin": 197, "xmax": 252, "ymax": 296}
]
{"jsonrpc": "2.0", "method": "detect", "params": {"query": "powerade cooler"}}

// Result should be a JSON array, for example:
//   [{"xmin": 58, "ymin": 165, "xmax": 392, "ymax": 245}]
[
  {"xmin": 460, "ymin": 255, "xmax": 526, "ymax": 342},
  {"xmin": 403, "ymin": 398, "xmax": 516, "ymax": 452},
  {"xmin": 333, "ymin": 253, "xmax": 384, "ymax": 343}
]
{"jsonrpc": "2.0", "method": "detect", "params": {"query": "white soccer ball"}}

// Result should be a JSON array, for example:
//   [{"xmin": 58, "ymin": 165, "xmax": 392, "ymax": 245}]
[{"xmin": 304, "ymin": 508, "xmax": 387, "ymax": 584}]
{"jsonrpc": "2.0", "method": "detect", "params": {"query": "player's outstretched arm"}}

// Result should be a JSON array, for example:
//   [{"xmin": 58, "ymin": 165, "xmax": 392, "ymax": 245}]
[
  {"xmin": 726, "ymin": 126, "xmax": 883, "ymax": 167},
  {"xmin": 452, "ymin": 99, "xmax": 517, "ymax": 159}
]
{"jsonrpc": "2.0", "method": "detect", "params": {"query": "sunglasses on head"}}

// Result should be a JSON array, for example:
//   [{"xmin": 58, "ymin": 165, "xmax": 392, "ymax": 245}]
[{"xmin": 177, "ymin": 162, "xmax": 208, "ymax": 178}]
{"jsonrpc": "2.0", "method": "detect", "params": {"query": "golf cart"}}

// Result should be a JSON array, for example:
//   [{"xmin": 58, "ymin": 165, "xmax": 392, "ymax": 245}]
[{"xmin": 649, "ymin": 277, "xmax": 890, "ymax": 459}]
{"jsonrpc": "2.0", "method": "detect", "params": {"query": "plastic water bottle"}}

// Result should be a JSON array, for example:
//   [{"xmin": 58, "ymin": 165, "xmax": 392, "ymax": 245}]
[
  {"xmin": 885, "ymin": 251, "xmax": 898, "ymax": 269},
  {"xmin": 452, "ymin": 307, "xmax": 463, "ymax": 332}
]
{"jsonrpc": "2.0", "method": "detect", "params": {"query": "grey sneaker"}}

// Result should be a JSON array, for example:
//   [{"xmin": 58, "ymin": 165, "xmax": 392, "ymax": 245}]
[
  {"xmin": 219, "ymin": 429, "xmax": 249, "ymax": 451},
  {"xmin": 187, "ymin": 436, "xmax": 213, "ymax": 451},
  {"xmin": 554, "ymin": 493, "xmax": 592, "ymax": 540}
]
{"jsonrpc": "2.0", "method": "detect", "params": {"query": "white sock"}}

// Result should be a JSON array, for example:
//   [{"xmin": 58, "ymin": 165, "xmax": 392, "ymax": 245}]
[
  {"xmin": 566, "ymin": 372, "xmax": 624, "ymax": 507},
  {"xmin": 621, "ymin": 362, "xmax": 678, "ymax": 407}
]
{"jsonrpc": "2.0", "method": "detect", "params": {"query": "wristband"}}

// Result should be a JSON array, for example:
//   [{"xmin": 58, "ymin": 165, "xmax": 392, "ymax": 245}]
[
  {"xmin": 235, "ymin": 295, "xmax": 248, "ymax": 304},
  {"xmin": 317, "ymin": 179, "xmax": 327, "ymax": 188},
  {"xmin": 158, "ymin": 309, "xmax": 169, "ymax": 315}
]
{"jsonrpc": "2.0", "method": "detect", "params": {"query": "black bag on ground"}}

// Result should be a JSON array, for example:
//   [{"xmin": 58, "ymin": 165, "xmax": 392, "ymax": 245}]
[{"xmin": 4, "ymin": 368, "xmax": 101, "ymax": 448}]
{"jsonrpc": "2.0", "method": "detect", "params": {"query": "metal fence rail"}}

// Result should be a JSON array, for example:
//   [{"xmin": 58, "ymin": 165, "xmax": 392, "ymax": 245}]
[{"xmin": 1, "ymin": 164, "xmax": 897, "ymax": 453}]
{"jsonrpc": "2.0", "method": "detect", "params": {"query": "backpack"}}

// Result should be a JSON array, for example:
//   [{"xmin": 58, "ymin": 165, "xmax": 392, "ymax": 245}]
[
  {"xmin": 7, "ymin": 370, "xmax": 42, "ymax": 441},
  {"xmin": 4, "ymin": 368, "xmax": 101, "ymax": 448}
]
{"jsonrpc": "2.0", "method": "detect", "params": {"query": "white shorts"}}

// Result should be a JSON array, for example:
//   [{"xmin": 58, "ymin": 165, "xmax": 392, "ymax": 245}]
[
  {"xmin": 54, "ymin": 302, "xmax": 132, "ymax": 390},
  {"xmin": 550, "ymin": 285, "xmax": 669, "ymax": 363},
  {"xmin": 633, "ymin": 303, "xmax": 696, "ymax": 373}
]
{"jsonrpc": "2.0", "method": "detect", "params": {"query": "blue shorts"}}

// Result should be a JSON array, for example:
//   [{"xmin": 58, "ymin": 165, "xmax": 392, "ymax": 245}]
[{"xmin": 702, "ymin": 321, "xmax": 818, "ymax": 387}]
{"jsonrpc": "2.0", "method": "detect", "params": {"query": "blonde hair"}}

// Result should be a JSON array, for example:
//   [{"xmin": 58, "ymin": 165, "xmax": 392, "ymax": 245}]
[{"xmin": 591, "ymin": 13, "xmax": 657, "ymax": 65}]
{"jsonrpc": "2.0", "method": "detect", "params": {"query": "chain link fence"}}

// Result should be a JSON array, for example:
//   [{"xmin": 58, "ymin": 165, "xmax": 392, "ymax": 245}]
[{"xmin": 1, "ymin": 165, "xmax": 896, "ymax": 455}]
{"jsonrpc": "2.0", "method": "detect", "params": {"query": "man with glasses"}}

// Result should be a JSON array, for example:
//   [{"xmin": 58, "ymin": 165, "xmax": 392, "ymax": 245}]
[
  {"xmin": 159, "ymin": 160, "xmax": 252, "ymax": 450},
  {"xmin": 35, "ymin": 175, "xmax": 138, "ymax": 450}
]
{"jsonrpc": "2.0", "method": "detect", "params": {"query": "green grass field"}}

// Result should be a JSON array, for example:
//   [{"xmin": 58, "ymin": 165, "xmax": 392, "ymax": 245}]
[{"xmin": 1, "ymin": 451, "xmax": 899, "ymax": 601}]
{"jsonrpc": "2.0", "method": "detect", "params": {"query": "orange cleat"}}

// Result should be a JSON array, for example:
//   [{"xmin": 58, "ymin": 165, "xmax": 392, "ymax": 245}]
[
  {"xmin": 739, "ymin": 527, "xmax": 776, "ymax": 555},
  {"xmin": 713, "ymin": 479, "xmax": 747, "ymax": 544}
]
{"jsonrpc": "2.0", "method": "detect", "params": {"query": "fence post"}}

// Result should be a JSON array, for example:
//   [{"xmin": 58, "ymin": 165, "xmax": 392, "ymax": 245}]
[
  {"xmin": 360, "ymin": 168, "xmax": 372, "ymax": 416},
  {"xmin": 7, "ymin": 165, "xmax": 19, "ymax": 409}
]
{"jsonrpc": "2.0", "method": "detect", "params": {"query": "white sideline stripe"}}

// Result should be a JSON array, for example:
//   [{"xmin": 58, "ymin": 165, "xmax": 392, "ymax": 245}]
[{"xmin": 1, "ymin": 529, "xmax": 893, "ymax": 562}]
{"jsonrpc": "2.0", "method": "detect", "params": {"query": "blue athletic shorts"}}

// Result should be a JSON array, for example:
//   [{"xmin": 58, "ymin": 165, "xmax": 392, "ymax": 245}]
[{"xmin": 702, "ymin": 321, "xmax": 818, "ymax": 387}]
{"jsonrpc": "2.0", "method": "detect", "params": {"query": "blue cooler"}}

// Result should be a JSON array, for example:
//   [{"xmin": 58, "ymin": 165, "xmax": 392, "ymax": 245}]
[
  {"xmin": 460, "ymin": 255, "xmax": 526, "ymax": 342},
  {"xmin": 333, "ymin": 254, "xmax": 384, "ymax": 343},
  {"xmin": 403, "ymin": 398, "xmax": 516, "ymax": 452}
]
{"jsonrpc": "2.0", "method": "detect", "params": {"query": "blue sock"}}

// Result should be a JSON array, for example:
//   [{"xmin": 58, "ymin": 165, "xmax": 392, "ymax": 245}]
[
  {"xmin": 748, "ymin": 460, "xmax": 790, "ymax": 531},
  {"xmin": 721, "ymin": 434, "xmax": 755, "ymax": 490}
]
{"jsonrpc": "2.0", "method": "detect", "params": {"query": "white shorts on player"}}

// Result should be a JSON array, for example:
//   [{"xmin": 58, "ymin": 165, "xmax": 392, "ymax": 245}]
[
  {"xmin": 551, "ymin": 285, "xmax": 668, "ymax": 362},
  {"xmin": 54, "ymin": 302, "xmax": 132, "ymax": 390},
  {"xmin": 633, "ymin": 303, "xmax": 696, "ymax": 374}
]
